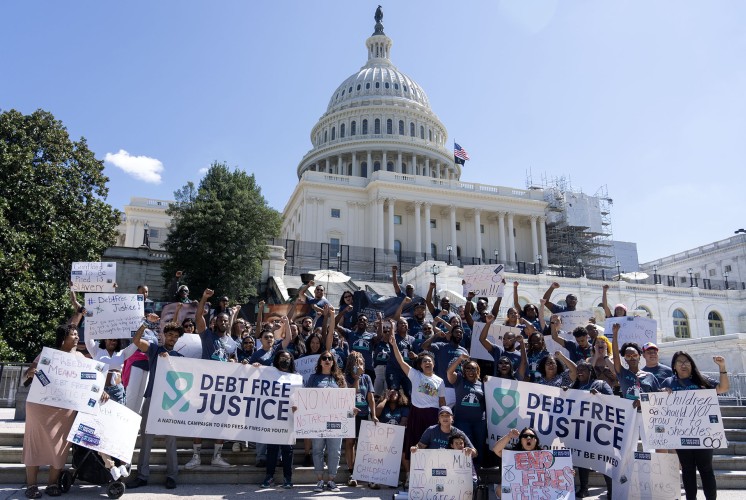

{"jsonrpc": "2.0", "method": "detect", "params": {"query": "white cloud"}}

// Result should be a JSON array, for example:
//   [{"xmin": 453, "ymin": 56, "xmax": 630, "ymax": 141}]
[
  {"xmin": 198, "ymin": 167, "xmax": 209, "ymax": 174},
  {"xmin": 105, "ymin": 149, "xmax": 164, "ymax": 184}
]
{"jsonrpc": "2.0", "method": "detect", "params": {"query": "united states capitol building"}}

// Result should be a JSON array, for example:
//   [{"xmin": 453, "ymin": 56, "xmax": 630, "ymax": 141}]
[{"xmin": 113, "ymin": 8, "xmax": 746, "ymax": 371}]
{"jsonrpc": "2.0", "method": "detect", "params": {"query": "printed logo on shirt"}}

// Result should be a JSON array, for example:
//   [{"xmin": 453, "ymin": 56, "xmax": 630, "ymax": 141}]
[
  {"xmin": 353, "ymin": 338, "xmax": 370, "ymax": 351},
  {"xmin": 162, "ymin": 371, "xmax": 193, "ymax": 412},
  {"xmin": 461, "ymin": 392, "xmax": 481, "ymax": 407}
]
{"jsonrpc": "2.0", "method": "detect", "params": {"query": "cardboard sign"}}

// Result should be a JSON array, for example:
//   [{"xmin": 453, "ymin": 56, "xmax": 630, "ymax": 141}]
[
  {"xmin": 83, "ymin": 293, "xmax": 144, "ymax": 339},
  {"xmin": 621, "ymin": 451, "xmax": 681, "ymax": 500},
  {"xmin": 639, "ymin": 390, "xmax": 727, "ymax": 449},
  {"xmin": 352, "ymin": 421, "xmax": 405, "ymax": 487},
  {"xmin": 67, "ymin": 400, "xmax": 141, "ymax": 463},
  {"xmin": 557, "ymin": 310, "xmax": 593, "ymax": 332},
  {"xmin": 469, "ymin": 322, "xmax": 520, "ymax": 361},
  {"xmin": 501, "ymin": 449, "xmax": 575, "ymax": 500},
  {"xmin": 408, "ymin": 449, "xmax": 474, "ymax": 500},
  {"xmin": 146, "ymin": 357, "xmax": 302, "ymax": 444},
  {"xmin": 27, "ymin": 347, "xmax": 106, "ymax": 414},
  {"xmin": 295, "ymin": 354, "xmax": 320, "ymax": 385},
  {"xmin": 292, "ymin": 388, "xmax": 356, "ymax": 438},
  {"xmin": 71, "ymin": 262, "xmax": 117, "ymax": 293},
  {"xmin": 604, "ymin": 316, "xmax": 657, "ymax": 347},
  {"xmin": 463, "ymin": 264, "xmax": 506, "ymax": 296},
  {"xmin": 485, "ymin": 376, "xmax": 638, "ymax": 482}
]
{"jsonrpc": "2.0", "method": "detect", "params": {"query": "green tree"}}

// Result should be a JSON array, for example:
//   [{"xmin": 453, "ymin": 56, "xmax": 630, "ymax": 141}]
[
  {"xmin": 0, "ymin": 109, "xmax": 120, "ymax": 361},
  {"xmin": 162, "ymin": 162, "xmax": 282, "ymax": 304}
]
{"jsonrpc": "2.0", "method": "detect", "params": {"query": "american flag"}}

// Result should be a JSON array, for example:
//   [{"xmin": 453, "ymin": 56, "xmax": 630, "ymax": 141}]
[{"xmin": 454, "ymin": 142, "xmax": 470, "ymax": 165}]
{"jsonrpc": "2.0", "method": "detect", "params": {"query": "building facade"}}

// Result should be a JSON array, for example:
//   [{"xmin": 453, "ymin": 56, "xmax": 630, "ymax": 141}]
[{"xmin": 115, "ymin": 197, "xmax": 173, "ymax": 251}]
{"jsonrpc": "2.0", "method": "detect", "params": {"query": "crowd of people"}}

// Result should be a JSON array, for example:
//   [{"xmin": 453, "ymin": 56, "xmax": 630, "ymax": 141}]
[{"xmin": 21, "ymin": 268, "xmax": 730, "ymax": 500}]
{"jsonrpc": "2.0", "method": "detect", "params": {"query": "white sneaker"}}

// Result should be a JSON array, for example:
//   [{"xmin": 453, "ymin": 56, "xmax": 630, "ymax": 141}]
[
  {"xmin": 314, "ymin": 480, "xmax": 324, "ymax": 492},
  {"xmin": 118, "ymin": 465, "xmax": 129, "ymax": 478},
  {"xmin": 211, "ymin": 454, "xmax": 232, "ymax": 468},
  {"xmin": 328, "ymin": 480, "xmax": 340, "ymax": 492},
  {"xmin": 232, "ymin": 442, "xmax": 241, "ymax": 452},
  {"xmin": 185, "ymin": 453, "xmax": 201, "ymax": 470},
  {"xmin": 109, "ymin": 466, "xmax": 121, "ymax": 481}
]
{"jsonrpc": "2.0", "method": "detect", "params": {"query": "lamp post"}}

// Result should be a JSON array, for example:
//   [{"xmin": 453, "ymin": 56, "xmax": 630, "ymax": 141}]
[
  {"xmin": 724, "ymin": 271, "xmax": 729, "ymax": 290},
  {"xmin": 653, "ymin": 265, "xmax": 658, "ymax": 284},
  {"xmin": 616, "ymin": 261, "xmax": 621, "ymax": 281},
  {"xmin": 494, "ymin": 249, "xmax": 499, "ymax": 265},
  {"xmin": 430, "ymin": 264, "xmax": 440, "ymax": 303},
  {"xmin": 140, "ymin": 223, "xmax": 150, "ymax": 249},
  {"xmin": 447, "ymin": 245, "xmax": 453, "ymax": 265},
  {"xmin": 577, "ymin": 258, "xmax": 584, "ymax": 278},
  {"xmin": 687, "ymin": 268, "xmax": 694, "ymax": 287},
  {"xmin": 537, "ymin": 254, "xmax": 542, "ymax": 274},
  {"xmin": 336, "ymin": 251, "xmax": 341, "ymax": 271}
]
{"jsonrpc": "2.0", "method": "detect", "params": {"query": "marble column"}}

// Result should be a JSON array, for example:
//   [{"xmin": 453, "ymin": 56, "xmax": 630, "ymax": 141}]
[
  {"xmin": 539, "ymin": 216, "xmax": 549, "ymax": 264},
  {"xmin": 498, "ymin": 212, "xmax": 507, "ymax": 262},
  {"xmin": 424, "ymin": 203, "xmax": 432, "ymax": 258},
  {"xmin": 449, "ymin": 205, "xmax": 457, "ymax": 258},
  {"xmin": 507, "ymin": 213, "xmax": 516, "ymax": 263},
  {"xmin": 352, "ymin": 152, "xmax": 358, "ymax": 177},
  {"xmin": 367, "ymin": 151, "xmax": 372, "ymax": 177},
  {"xmin": 474, "ymin": 209, "xmax": 482, "ymax": 263},
  {"xmin": 376, "ymin": 198, "xmax": 385, "ymax": 249},
  {"xmin": 414, "ymin": 201, "xmax": 422, "ymax": 255},
  {"xmin": 530, "ymin": 215, "xmax": 539, "ymax": 261},
  {"xmin": 387, "ymin": 198, "xmax": 396, "ymax": 252}
]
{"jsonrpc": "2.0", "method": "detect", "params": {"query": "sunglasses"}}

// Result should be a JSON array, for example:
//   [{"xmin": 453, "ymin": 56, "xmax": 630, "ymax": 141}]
[
  {"xmin": 521, "ymin": 434, "xmax": 536, "ymax": 440},
  {"xmin": 320, "ymin": 356, "xmax": 333, "ymax": 361},
  {"xmin": 263, "ymin": 336, "xmax": 274, "ymax": 340}
]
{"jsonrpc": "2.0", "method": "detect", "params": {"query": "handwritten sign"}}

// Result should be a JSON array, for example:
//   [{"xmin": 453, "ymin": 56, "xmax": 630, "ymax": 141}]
[
  {"xmin": 295, "ymin": 355, "xmax": 320, "ymax": 384},
  {"xmin": 557, "ymin": 310, "xmax": 593, "ymax": 332},
  {"xmin": 147, "ymin": 358, "xmax": 302, "ymax": 443},
  {"xmin": 409, "ymin": 449, "xmax": 474, "ymax": 500},
  {"xmin": 352, "ymin": 421, "xmax": 405, "ymax": 487},
  {"xmin": 67, "ymin": 400, "xmax": 141, "ymax": 463},
  {"xmin": 639, "ymin": 390, "xmax": 727, "ymax": 449},
  {"xmin": 463, "ymin": 264, "xmax": 506, "ymax": 296},
  {"xmin": 292, "ymin": 388, "xmax": 356, "ymax": 438},
  {"xmin": 27, "ymin": 347, "xmax": 106, "ymax": 414},
  {"xmin": 501, "ymin": 449, "xmax": 574, "ymax": 500},
  {"xmin": 604, "ymin": 316, "xmax": 657, "ymax": 346},
  {"xmin": 71, "ymin": 262, "xmax": 117, "ymax": 293},
  {"xmin": 621, "ymin": 451, "xmax": 681, "ymax": 500},
  {"xmin": 83, "ymin": 293, "xmax": 144, "ymax": 339},
  {"xmin": 469, "ymin": 322, "xmax": 520, "ymax": 361}
]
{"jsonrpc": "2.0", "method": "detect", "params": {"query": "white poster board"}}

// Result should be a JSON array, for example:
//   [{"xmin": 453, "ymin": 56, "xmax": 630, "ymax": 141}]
[
  {"xmin": 146, "ymin": 357, "xmax": 302, "ymax": 444},
  {"xmin": 352, "ymin": 421, "xmax": 405, "ymax": 487},
  {"xmin": 83, "ymin": 293, "xmax": 144, "ymax": 339},
  {"xmin": 604, "ymin": 316, "xmax": 657, "ymax": 346},
  {"xmin": 463, "ymin": 264, "xmax": 506, "ymax": 296},
  {"xmin": 27, "ymin": 347, "xmax": 106, "ymax": 414},
  {"xmin": 292, "ymin": 388, "xmax": 356, "ymax": 438},
  {"xmin": 469, "ymin": 322, "xmax": 520, "ymax": 361},
  {"xmin": 621, "ymin": 451, "xmax": 681, "ymax": 500},
  {"xmin": 639, "ymin": 390, "xmax": 727, "ymax": 449},
  {"xmin": 173, "ymin": 334, "xmax": 203, "ymax": 358},
  {"xmin": 557, "ymin": 310, "xmax": 593, "ymax": 332},
  {"xmin": 67, "ymin": 400, "xmax": 141, "ymax": 463},
  {"xmin": 500, "ymin": 449, "xmax": 575, "ymax": 500},
  {"xmin": 71, "ymin": 262, "xmax": 117, "ymax": 293},
  {"xmin": 295, "ymin": 355, "xmax": 320, "ymax": 384},
  {"xmin": 409, "ymin": 449, "xmax": 474, "ymax": 500}
]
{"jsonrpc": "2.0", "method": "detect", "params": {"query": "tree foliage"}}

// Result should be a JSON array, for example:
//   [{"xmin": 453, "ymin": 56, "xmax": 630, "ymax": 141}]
[
  {"xmin": 0, "ymin": 109, "xmax": 120, "ymax": 361},
  {"xmin": 162, "ymin": 162, "xmax": 282, "ymax": 304}
]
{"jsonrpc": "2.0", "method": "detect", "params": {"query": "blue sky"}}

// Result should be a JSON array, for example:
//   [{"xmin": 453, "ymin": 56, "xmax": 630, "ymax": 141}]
[{"xmin": 2, "ymin": 1, "xmax": 744, "ymax": 263}]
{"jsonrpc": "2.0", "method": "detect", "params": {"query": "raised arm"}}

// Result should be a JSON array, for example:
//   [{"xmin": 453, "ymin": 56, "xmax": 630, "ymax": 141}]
[
  {"xmin": 512, "ymin": 281, "xmax": 521, "ymax": 312},
  {"xmin": 447, "ymin": 353, "xmax": 468, "ymax": 385},
  {"xmin": 611, "ymin": 323, "xmax": 622, "ymax": 374},
  {"xmin": 517, "ymin": 336, "xmax": 528, "ymax": 380},
  {"xmin": 549, "ymin": 314, "xmax": 566, "ymax": 348},
  {"xmin": 602, "ymin": 284, "xmax": 612, "ymax": 318},
  {"xmin": 393, "ymin": 296, "xmax": 411, "ymax": 322},
  {"xmin": 542, "ymin": 282, "xmax": 560, "ymax": 311},
  {"xmin": 492, "ymin": 428, "xmax": 520, "ymax": 457},
  {"xmin": 388, "ymin": 331, "xmax": 411, "ymax": 376},
  {"xmin": 256, "ymin": 300, "xmax": 265, "ymax": 332},
  {"xmin": 425, "ymin": 282, "xmax": 437, "ymax": 316},
  {"xmin": 538, "ymin": 299, "xmax": 548, "ymax": 331},
  {"xmin": 392, "ymin": 265, "xmax": 402, "ymax": 297},
  {"xmin": 490, "ymin": 280, "xmax": 506, "ymax": 317},
  {"xmin": 556, "ymin": 351, "xmax": 577, "ymax": 383},
  {"xmin": 69, "ymin": 281, "xmax": 83, "ymax": 311},
  {"xmin": 479, "ymin": 313, "xmax": 496, "ymax": 353},
  {"xmin": 196, "ymin": 289, "xmax": 213, "ymax": 332},
  {"xmin": 335, "ymin": 303, "xmax": 353, "ymax": 326},
  {"xmin": 132, "ymin": 314, "xmax": 159, "ymax": 352},
  {"xmin": 463, "ymin": 292, "xmax": 476, "ymax": 329},
  {"xmin": 714, "ymin": 356, "xmax": 730, "ymax": 394},
  {"xmin": 324, "ymin": 306, "xmax": 336, "ymax": 352},
  {"xmin": 280, "ymin": 316, "xmax": 292, "ymax": 349}
]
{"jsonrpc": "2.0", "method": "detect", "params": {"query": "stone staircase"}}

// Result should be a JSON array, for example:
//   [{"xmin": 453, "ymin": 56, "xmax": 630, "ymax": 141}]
[{"xmin": 2, "ymin": 406, "xmax": 746, "ymax": 488}]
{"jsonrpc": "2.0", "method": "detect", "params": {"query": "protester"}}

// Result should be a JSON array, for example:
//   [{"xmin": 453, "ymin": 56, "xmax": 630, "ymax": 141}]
[
  {"xmin": 640, "ymin": 342, "xmax": 673, "ymax": 384},
  {"xmin": 384, "ymin": 305, "xmax": 416, "ymax": 395},
  {"xmin": 589, "ymin": 335, "xmax": 617, "ymax": 390},
  {"xmin": 661, "ymin": 352, "xmax": 729, "ymax": 500},
  {"xmin": 343, "ymin": 351, "xmax": 378, "ymax": 487},
  {"xmin": 526, "ymin": 331, "xmax": 549, "ymax": 382},
  {"xmin": 602, "ymin": 284, "xmax": 627, "ymax": 318},
  {"xmin": 476, "ymin": 314, "xmax": 524, "ymax": 376},
  {"xmin": 420, "ymin": 323, "xmax": 468, "ymax": 405},
  {"xmin": 412, "ymin": 406, "xmax": 477, "ymax": 457},
  {"xmin": 550, "ymin": 323, "xmax": 593, "ymax": 364},
  {"xmin": 392, "ymin": 265, "xmax": 415, "ymax": 299},
  {"xmin": 541, "ymin": 282, "xmax": 577, "ymax": 313},
  {"xmin": 491, "ymin": 427, "xmax": 541, "ymax": 499},
  {"xmin": 85, "ymin": 337, "xmax": 138, "ymax": 404},
  {"xmin": 447, "ymin": 354, "xmax": 486, "ymax": 466},
  {"xmin": 336, "ymin": 291, "xmax": 356, "ymax": 329},
  {"xmin": 535, "ymin": 352, "xmax": 576, "ymax": 387},
  {"xmin": 337, "ymin": 313, "xmax": 378, "ymax": 383},
  {"xmin": 611, "ymin": 324, "xmax": 660, "ymax": 401},
  {"xmin": 376, "ymin": 388, "xmax": 410, "ymax": 488},
  {"xmin": 512, "ymin": 281, "xmax": 541, "ymax": 330}
]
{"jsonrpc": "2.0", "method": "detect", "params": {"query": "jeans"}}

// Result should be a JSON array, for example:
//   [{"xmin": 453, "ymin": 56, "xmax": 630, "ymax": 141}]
[
  {"xmin": 312, "ymin": 438, "xmax": 342, "ymax": 478},
  {"xmin": 256, "ymin": 442, "xmax": 267, "ymax": 462},
  {"xmin": 266, "ymin": 444, "xmax": 293, "ymax": 481},
  {"xmin": 125, "ymin": 367, "xmax": 147, "ymax": 414},
  {"xmin": 676, "ymin": 448, "xmax": 716, "ymax": 500},
  {"xmin": 137, "ymin": 398, "xmax": 178, "ymax": 481}
]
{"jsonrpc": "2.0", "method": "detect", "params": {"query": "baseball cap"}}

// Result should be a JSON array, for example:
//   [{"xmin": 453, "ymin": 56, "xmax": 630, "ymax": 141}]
[
  {"xmin": 642, "ymin": 342, "xmax": 658, "ymax": 352},
  {"xmin": 438, "ymin": 405, "xmax": 453, "ymax": 416},
  {"xmin": 413, "ymin": 301, "xmax": 427, "ymax": 309}
]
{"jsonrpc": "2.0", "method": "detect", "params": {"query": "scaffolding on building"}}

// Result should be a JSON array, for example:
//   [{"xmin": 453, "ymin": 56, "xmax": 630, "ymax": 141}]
[{"xmin": 526, "ymin": 171, "xmax": 614, "ymax": 277}]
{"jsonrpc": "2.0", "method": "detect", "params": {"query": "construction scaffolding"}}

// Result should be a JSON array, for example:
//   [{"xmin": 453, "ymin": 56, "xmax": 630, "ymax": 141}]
[{"xmin": 526, "ymin": 172, "xmax": 614, "ymax": 276}]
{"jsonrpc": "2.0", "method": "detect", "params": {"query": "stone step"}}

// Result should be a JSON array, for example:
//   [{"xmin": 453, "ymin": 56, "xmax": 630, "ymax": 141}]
[{"xmin": 720, "ymin": 406, "xmax": 746, "ymax": 418}]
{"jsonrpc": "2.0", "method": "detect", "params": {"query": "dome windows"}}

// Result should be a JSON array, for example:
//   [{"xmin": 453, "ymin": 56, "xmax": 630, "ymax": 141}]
[
  {"xmin": 351, "ymin": 121, "xmax": 356, "ymax": 136},
  {"xmin": 366, "ymin": 82, "xmax": 371, "ymax": 89},
  {"xmin": 340, "ymin": 123, "xmax": 345, "ymax": 138},
  {"xmin": 349, "ymin": 86, "xmax": 353, "ymax": 93},
  {"xmin": 404, "ymin": 85, "xmax": 408, "ymax": 92},
  {"xmin": 331, "ymin": 127, "xmax": 336, "ymax": 140},
  {"xmin": 385, "ymin": 82, "xmax": 390, "ymax": 89},
  {"xmin": 398, "ymin": 120, "xmax": 404, "ymax": 135},
  {"xmin": 375, "ymin": 119, "xmax": 381, "ymax": 134},
  {"xmin": 386, "ymin": 119, "xmax": 393, "ymax": 134},
  {"xmin": 375, "ymin": 82, "xmax": 380, "ymax": 89},
  {"xmin": 410, "ymin": 122, "xmax": 415, "ymax": 137},
  {"xmin": 394, "ymin": 83, "xmax": 399, "ymax": 90},
  {"xmin": 357, "ymin": 84, "xmax": 361, "ymax": 91},
  {"xmin": 420, "ymin": 126, "xmax": 425, "ymax": 139},
  {"xmin": 362, "ymin": 119, "xmax": 368, "ymax": 135}
]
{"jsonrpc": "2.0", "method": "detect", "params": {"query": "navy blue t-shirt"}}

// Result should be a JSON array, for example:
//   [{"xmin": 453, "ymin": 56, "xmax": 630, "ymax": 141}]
[
  {"xmin": 419, "ymin": 424, "xmax": 474, "ymax": 449},
  {"xmin": 429, "ymin": 341, "xmax": 468, "ymax": 388},
  {"xmin": 618, "ymin": 367, "xmax": 660, "ymax": 400},
  {"xmin": 452, "ymin": 375, "xmax": 485, "ymax": 422},
  {"xmin": 380, "ymin": 405, "xmax": 409, "ymax": 426},
  {"xmin": 347, "ymin": 374, "xmax": 374, "ymax": 417},
  {"xmin": 642, "ymin": 363, "xmax": 674, "ymax": 385},
  {"xmin": 144, "ymin": 342, "xmax": 184, "ymax": 398},
  {"xmin": 342, "ymin": 327, "xmax": 377, "ymax": 371}
]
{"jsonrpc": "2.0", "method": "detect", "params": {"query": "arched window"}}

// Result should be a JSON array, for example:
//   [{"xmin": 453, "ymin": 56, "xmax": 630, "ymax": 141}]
[
  {"xmin": 410, "ymin": 122, "xmax": 415, "ymax": 137},
  {"xmin": 673, "ymin": 309, "xmax": 690, "ymax": 339},
  {"xmin": 374, "ymin": 119, "xmax": 381, "ymax": 134},
  {"xmin": 399, "ymin": 120, "xmax": 405, "ymax": 135},
  {"xmin": 635, "ymin": 306, "xmax": 652, "ymax": 319},
  {"xmin": 374, "ymin": 161, "xmax": 381, "ymax": 171},
  {"xmin": 428, "ymin": 129, "xmax": 433, "ymax": 142},
  {"xmin": 340, "ymin": 123, "xmax": 345, "ymax": 138},
  {"xmin": 361, "ymin": 161, "xmax": 368, "ymax": 177},
  {"xmin": 394, "ymin": 240, "xmax": 401, "ymax": 258},
  {"xmin": 420, "ymin": 126, "xmax": 425, "ymax": 139},
  {"xmin": 362, "ymin": 119, "xmax": 368, "ymax": 135},
  {"xmin": 386, "ymin": 161, "xmax": 394, "ymax": 172},
  {"xmin": 708, "ymin": 311, "xmax": 724, "ymax": 336},
  {"xmin": 431, "ymin": 243, "xmax": 437, "ymax": 259},
  {"xmin": 331, "ymin": 127, "xmax": 336, "ymax": 140},
  {"xmin": 324, "ymin": 130, "xmax": 328, "ymax": 142},
  {"xmin": 351, "ymin": 121, "xmax": 356, "ymax": 136},
  {"xmin": 401, "ymin": 162, "xmax": 407, "ymax": 174},
  {"xmin": 386, "ymin": 119, "xmax": 393, "ymax": 135}
]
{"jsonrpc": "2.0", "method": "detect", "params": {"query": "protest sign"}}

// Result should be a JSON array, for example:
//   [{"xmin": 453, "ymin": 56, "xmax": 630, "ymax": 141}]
[
  {"xmin": 173, "ymin": 334, "xmax": 203, "ymax": 358},
  {"xmin": 352, "ymin": 421, "xmax": 405, "ymax": 487},
  {"xmin": 557, "ymin": 310, "xmax": 592, "ymax": 332},
  {"xmin": 71, "ymin": 262, "xmax": 117, "ymax": 293},
  {"xmin": 146, "ymin": 357, "xmax": 302, "ymax": 444},
  {"xmin": 409, "ymin": 449, "xmax": 474, "ymax": 500},
  {"xmin": 639, "ymin": 390, "xmax": 727, "ymax": 449},
  {"xmin": 292, "ymin": 388, "xmax": 356, "ymax": 438},
  {"xmin": 67, "ymin": 400, "xmax": 141, "ymax": 463},
  {"xmin": 27, "ymin": 347, "xmax": 106, "ymax": 414},
  {"xmin": 500, "ymin": 449, "xmax": 575, "ymax": 500},
  {"xmin": 618, "ymin": 451, "xmax": 681, "ymax": 500},
  {"xmin": 159, "ymin": 302, "xmax": 209, "ymax": 333},
  {"xmin": 295, "ymin": 354, "xmax": 320, "ymax": 384},
  {"xmin": 485, "ymin": 376, "xmax": 638, "ymax": 481},
  {"xmin": 469, "ymin": 322, "xmax": 520, "ymax": 361},
  {"xmin": 463, "ymin": 264, "xmax": 506, "ymax": 296},
  {"xmin": 83, "ymin": 293, "xmax": 144, "ymax": 339},
  {"xmin": 604, "ymin": 316, "xmax": 657, "ymax": 346}
]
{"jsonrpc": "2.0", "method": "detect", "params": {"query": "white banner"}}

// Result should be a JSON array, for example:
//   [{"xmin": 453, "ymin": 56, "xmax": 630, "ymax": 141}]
[
  {"xmin": 485, "ymin": 377, "xmax": 638, "ymax": 482},
  {"xmin": 295, "ymin": 355, "xmax": 320, "ymax": 385},
  {"xmin": 469, "ymin": 322, "xmax": 520, "ymax": 361},
  {"xmin": 67, "ymin": 400, "xmax": 141, "ymax": 463},
  {"xmin": 409, "ymin": 449, "xmax": 474, "ymax": 500},
  {"xmin": 604, "ymin": 316, "xmax": 657, "ymax": 346},
  {"xmin": 352, "ymin": 421, "xmax": 405, "ymax": 487},
  {"xmin": 27, "ymin": 347, "xmax": 106, "ymax": 414},
  {"xmin": 500, "ymin": 449, "xmax": 575, "ymax": 500},
  {"xmin": 146, "ymin": 357, "xmax": 302, "ymax": 444},
  {"xmin": 292, "ymin": 388, "xmax": 356, "ymax": 438},
  {"xmin": 463, "ymin": 264, "xmax": 506, "ymax": 296},
  {"xmin": 83, "ymin": 293, "xmax": 144, "ymax": 339},
  {"xmin": 620, "ymin": 451, "xmax": 681, "ymax": 500},
  {"xmin": 71, "ymin": 262, "xmax": 117, "ymax": 293},
  {"xmin": 639, "ymin": 390, "xmax": 727, "ymax": 449}
]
